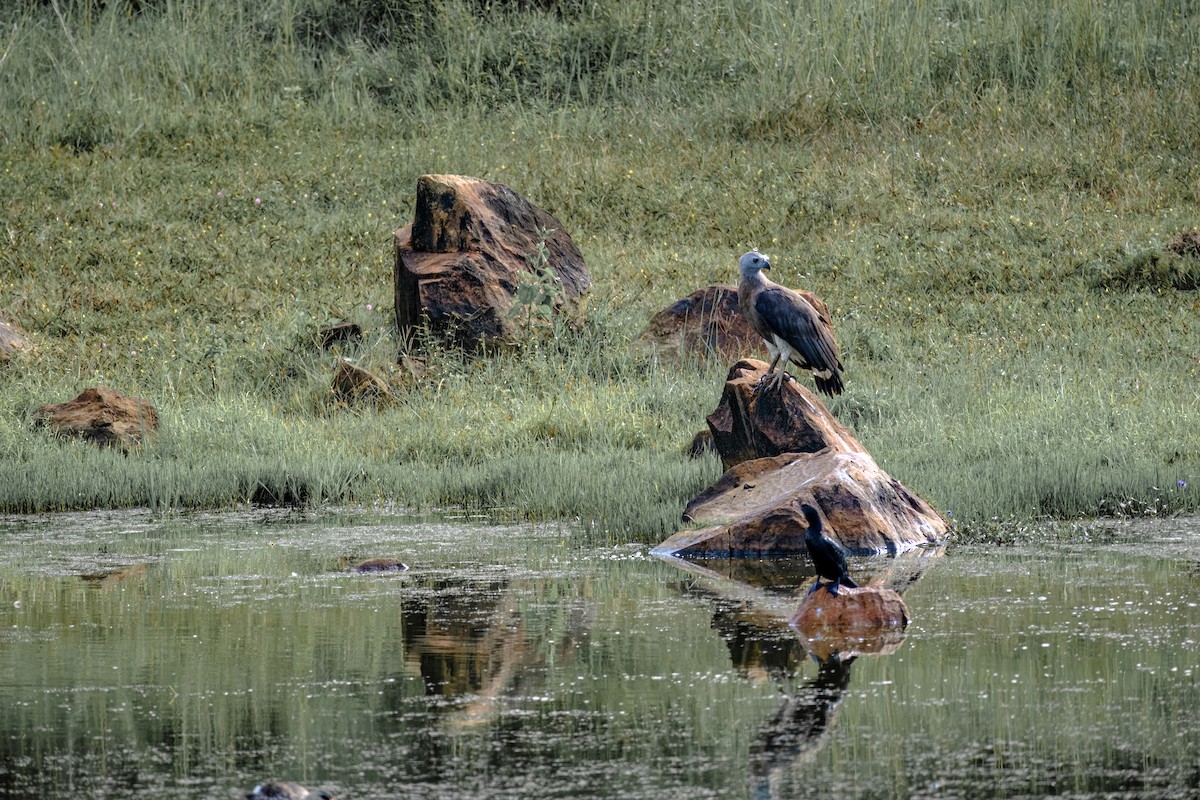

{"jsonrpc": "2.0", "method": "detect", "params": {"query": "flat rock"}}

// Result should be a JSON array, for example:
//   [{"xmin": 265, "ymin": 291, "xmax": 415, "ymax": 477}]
[
  {"xmin": 393, "ymin": 174, "xmax": 589, "ymax": 351},
  {"xmin": 31, "ymin": 386, "xmax": 158, "ymax": 451},
  {"xmin": 639, "ymin": 285, "xmax": 759, "ymax": 362}
]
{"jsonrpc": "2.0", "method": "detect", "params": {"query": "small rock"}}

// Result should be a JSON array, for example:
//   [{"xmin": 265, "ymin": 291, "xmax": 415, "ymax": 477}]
[
  {"xmin": 791, "ymin": 584, "xmax": 910, "ymax": 660},
  {"xmin": 0, "ymin": 317, "xmax": 30, "ymax": 362},
  {"xmin": 331, "ymin": 360, "xmax": 394, "ymax": 407},
  {"xmin": 245, "ymin": 782, "xmax": 335, "ymax": 800},
  {"xmin": 30, "ymin": 386, "xmax": 158, "ymax": 451},
  {"xmin": 317, "ymin": 320, "xmax": 363, "ymax": 350}
]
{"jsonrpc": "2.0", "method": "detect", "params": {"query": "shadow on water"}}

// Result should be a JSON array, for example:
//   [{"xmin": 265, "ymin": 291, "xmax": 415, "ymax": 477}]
[{"xmin": 0, "ymin": 510, "xmax": 1199, "ymax": 798}]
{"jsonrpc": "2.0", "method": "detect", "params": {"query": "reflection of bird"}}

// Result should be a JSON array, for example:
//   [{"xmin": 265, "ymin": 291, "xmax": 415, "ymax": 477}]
[
  {"xmin": 245, "ymin": 782, "xmax": 334, "ymax": 800},
  {"xmin": 736, "ymin": 251, "xmax": 844, "ymax": 395},
  {"xmin": 801, "ymin": 503, "xmax": 857, "ymax": 596}
]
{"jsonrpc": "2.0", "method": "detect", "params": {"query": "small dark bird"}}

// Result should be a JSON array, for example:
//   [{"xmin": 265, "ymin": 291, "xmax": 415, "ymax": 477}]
[
  {"xmin": 245, "ymin": 782, "xmax": 334, "ymax": 800},
  {"xmin": 737, "ymin": 251, "xmax": 844, "ymax": 395},
  {"xmin": 801, "ymin": 503, "xmax": 857, "ymax": 596}
]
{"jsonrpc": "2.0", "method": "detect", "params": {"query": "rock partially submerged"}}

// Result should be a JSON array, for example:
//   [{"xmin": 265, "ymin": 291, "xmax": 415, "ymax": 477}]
[
  {"xmin": 654, "ymin": 359, "xmax": 948, "ymax": 558},
  {"xmin": 31, "ymin": 386, "xmax": 158, "ymax": 451},
  {"xmin": 393, "ymin": 174, "xmax": 589, "ymax": 351},
  {"xmin": 350, "ymin": 557, "xmax": 409, "ymax": 573},
  {"xmin": 245, "ymin": 782, "xmax": 334, "ymax": 800},
  {"xmin": 791, "ymin": 584, "xmax": 910, "ymax": 661}
]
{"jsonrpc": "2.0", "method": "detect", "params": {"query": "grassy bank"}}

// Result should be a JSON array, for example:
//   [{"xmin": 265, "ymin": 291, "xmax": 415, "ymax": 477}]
[{"xmin": 1, "ymin": 0, "xmax": 1199, "ymax": 541}]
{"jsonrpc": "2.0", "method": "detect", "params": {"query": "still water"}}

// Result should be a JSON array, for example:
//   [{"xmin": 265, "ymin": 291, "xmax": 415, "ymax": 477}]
[{"xmin": 1, "ymin": 509, "xmax": 1197, "ymax": 799}]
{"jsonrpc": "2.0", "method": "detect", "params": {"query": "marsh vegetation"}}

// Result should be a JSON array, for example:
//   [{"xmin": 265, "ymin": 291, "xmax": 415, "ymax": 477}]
[{"xmin": 1, "ymin": 0, "xmax": 1198, "ymax": 540}]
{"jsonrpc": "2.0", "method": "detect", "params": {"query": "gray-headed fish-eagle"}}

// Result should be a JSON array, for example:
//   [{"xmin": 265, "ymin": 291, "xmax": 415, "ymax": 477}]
[{"xmin": 736, "ymin": 250, "xmax": 844, "ymax": 395}]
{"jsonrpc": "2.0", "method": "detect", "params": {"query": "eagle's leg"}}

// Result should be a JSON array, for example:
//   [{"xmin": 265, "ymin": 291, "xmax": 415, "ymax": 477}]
[{"xmin": 754, "ymin": 352, "xmax": 784, "ymax": 394}]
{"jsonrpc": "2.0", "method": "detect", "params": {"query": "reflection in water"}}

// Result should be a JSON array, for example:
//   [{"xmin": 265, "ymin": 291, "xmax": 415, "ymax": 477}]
[
  {"xmin": 678, "ymin": 549, "xmax": 926, "ymax": 800},
  {"xmin": 749, "ymin": 653, "xmax": 855, "ymax": 800}
]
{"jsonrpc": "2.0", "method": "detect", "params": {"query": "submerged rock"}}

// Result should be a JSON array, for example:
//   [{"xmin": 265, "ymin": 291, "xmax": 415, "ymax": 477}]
[
  {"xmin": 393, "ymin": 174, "xmax": 589, "ymax": 351},
  {"xmin": 654, "ymin": 359, "xmax": 948, "ymax": 558},
  {"xmin": 350, "ymin": 557, "xmax": 409, "ymax": 573},
  {"xmin": 30, "ymin": 386, "xmax": 158, "ymax": 452},
  {"xmin": 790, "ymin": 584, "xmax": 909, "ymax": 661}
]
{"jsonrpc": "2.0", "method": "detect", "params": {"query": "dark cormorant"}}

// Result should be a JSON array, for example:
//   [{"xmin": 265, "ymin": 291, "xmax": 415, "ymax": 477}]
[{"xmin": 801, "ymin": 503, "xmax": 857, "ymax": 596}]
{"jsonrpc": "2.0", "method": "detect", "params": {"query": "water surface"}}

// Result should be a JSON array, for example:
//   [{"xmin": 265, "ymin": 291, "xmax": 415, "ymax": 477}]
[{"xmin": 1, "ymin": 509, "xmax": 1197, "ymax": 799}]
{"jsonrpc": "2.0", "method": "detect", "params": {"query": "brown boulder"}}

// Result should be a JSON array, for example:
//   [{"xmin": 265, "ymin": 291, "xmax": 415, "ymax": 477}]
[
  {"xmin": 331, "ymin": 360, "xmax": 394, "ymax": 407},
  {"xmin": 639, "ymin": 285, "xmax": 760, "ymax": 362},
  {"xmin": 393, "ymin": 174, "xmax": 589, "ymax": 351},
  {"xmin": 1, "ymin": 317, "xmax": 30, "ymax": 361},
  {"xmin": 654, "ymin": 359, "xmax": 949, "ymax": 557},
  {"xmin": 31, "ymin": 387, "xmax": 158, "ymax": 451}
]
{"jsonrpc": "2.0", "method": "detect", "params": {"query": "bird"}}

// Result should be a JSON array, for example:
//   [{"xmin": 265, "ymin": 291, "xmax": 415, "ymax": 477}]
[
  {"xmin": 245, "ymin": 782, "xmax": 335, "ymax": 800},
  {"xmin": 736, "ymin": 251, "xmax": 844, "ymax": 395},
  {"xmin": 800, "ymin": 503, "xmax": 857, "ymax": 596}
]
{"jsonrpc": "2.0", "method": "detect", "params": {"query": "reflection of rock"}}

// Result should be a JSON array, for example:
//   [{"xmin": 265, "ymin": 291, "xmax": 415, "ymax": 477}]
[
  {"xmin": 244, "ymin": 782, "xmax": 334, "ymax": 800},
  {"xmin": 655, "ymin": 359, "xmax": 949, "ymax": 558},
  {"xmin": 31, "ymin": 386, "xmax": 158, "ymax": 451},
  {"xmin": 750, "ymin": 653, "xmax": 855, "ymax": 795},
  {"xmin": 639, "ymin": 285, "xmax": 759, "ymax": 362},
  {"xmin": 393, "ymin": 174, "xmax": 590, "ymax": 351},
  {"xmin": 400, "ymin": 578, "xmax": 590, "ymax": 728}
]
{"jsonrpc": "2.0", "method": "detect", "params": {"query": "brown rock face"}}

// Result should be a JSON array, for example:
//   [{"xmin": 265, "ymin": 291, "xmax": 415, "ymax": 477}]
[
  {"xmin": 653, "ymin": 359, "xmax": 949, "ymax": 558},
  {"xmin": 639, "ymin": 285, "xmax": 760, "ymax": 362},
  {"xmin": 394, "ymin": 174, "xmax": 589, "ymax": 351},
  {"xmin": 31, "ymin": 387, "xmax": 158, "ymax": 451},
  {"xmin": 705, "ymin": 359, "xmax": 863, "ymax": 470}
]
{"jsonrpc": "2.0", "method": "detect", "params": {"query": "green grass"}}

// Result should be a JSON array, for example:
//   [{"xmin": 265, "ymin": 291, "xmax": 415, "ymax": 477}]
[{"xmin": 1, "ymin": 0, "xmax": 1199, "ymax": 542}]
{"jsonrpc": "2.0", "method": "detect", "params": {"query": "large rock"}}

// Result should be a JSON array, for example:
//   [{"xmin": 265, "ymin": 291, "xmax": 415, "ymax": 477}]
[
  {"xmin": 31, "ymin": 386, "xmax": 158, "ymax": 451},
  {"xmin": 639, "ymin": 285, "xmax": 760, "ymax": 362},
  {"xmin": 1, "ymin": 317, "xmax": 30, "ymax": 361},
  {"xmin": 653, "ymin": 359, "xmax": 949, "ymax": 557},
  {"xmin": 394, "ymin": 174, "xmax": 589, "ymax": 351}
]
